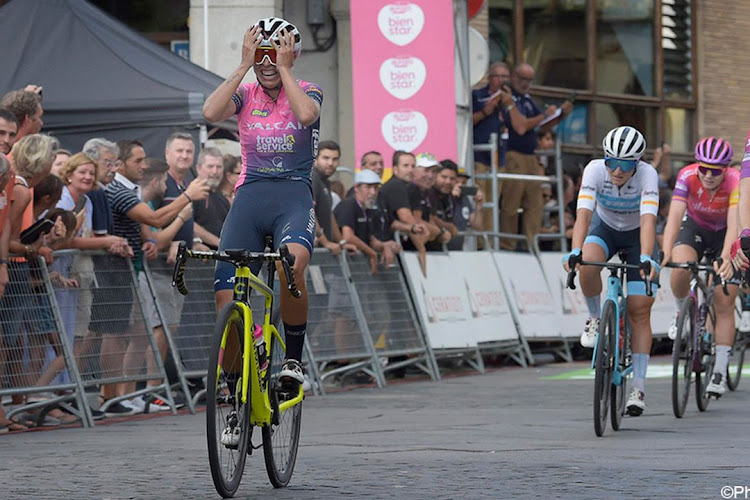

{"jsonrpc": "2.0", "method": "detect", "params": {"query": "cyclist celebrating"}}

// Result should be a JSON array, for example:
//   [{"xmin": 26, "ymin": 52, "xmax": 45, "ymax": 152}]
[
  {"xmin": 202, "ymin": 17, "xmax": 322, "ymax": 388},
  {"xmin": 563, "ymin": 126, "xmax": 659, "ymax": 416},
  {"xmin": 662, "ymin": 137, "xmax": 738, "ymax": 397}
]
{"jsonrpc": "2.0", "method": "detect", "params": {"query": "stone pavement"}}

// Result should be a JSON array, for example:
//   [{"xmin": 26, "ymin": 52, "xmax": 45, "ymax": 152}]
[{"xmin": 2, "ymin": 358, "xmax": 749, "ymax": 499}]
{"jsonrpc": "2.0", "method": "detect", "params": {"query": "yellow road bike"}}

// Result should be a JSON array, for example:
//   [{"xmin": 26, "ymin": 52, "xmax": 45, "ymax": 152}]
[{"xmin": 172, "ymin": 240, "xmax": 304, "ymax": 498}]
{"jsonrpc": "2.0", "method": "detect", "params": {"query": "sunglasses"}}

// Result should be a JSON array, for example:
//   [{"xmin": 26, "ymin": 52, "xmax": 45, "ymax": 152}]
[
  {"xmin": 254, "ymin": 46, "xmax": 277, "ymax": 66},
  {"xmin": 604, "ymin": 157, "xmax": 638, "ymax": 173},
  {"xmin": 697, "ymin": 163, "xmax": 725, "ymax": 177}
]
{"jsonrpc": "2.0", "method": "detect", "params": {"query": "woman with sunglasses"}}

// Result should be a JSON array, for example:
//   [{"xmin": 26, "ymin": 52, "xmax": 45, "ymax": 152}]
[
  {"xmin": 661, "ymin": 137, "xmax": 738, "ymax": 397},
  {"xmin": 202, "ymin": 17, "xmax": 323, "ymax": 388},
  {"xmin": 563, "ymin": 126, "xmax": 660, "ymax": 416}
]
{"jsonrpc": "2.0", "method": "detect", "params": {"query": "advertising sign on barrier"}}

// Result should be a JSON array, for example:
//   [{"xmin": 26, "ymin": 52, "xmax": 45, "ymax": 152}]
[
  {"xmin": 400, "ymin": 252, "xmax": 476, "ymax": 349},
  {"xmin": 350, "ymin": 0, "xmax": 457, "ymax": 179},
  {"xmin": 492, "ymin": 252, "xmax": 559, "ymax": 338},
  {"xmin": 449, "ymin": 251, "xmax": 517, "ymax": 343}
]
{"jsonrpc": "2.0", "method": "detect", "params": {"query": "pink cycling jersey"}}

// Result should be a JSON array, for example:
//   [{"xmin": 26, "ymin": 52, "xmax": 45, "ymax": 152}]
[
  {"xmin": 232, "ymin": 80, "xmax": 324, "ymax": 188},
  {"xmin": 672, "ymin": 163, "xmax": 739, "ymax": 231},
  {"xmin": 742, "ymin": 129, "xmax": 750, "ymax": 179}
]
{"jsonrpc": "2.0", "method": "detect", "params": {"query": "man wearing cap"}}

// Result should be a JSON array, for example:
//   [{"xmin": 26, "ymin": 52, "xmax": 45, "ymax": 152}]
[
  {"xmin": 334, "ymin": 170, "xmax": 401, "ymax": 274},
  {"xmin": 378, "ymin": 150, "xmax": 430, "ymax": 273},
  {"xmin": 346, "ymin": 150, "xmax": 385, "ymax": 198},
  {"xmin": 408, "ymin": 153, "xmax": 451, "ymax": 251}
]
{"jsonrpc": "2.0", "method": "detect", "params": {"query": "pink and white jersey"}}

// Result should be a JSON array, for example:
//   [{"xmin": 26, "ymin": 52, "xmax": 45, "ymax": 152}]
[
  {"xmin": 742, "ymin": 128, "xmax": 750, "ymax": 179},
  {"xmin": 672, "ymin": 163, "xmax": 739, "ymax": 231},
  {"xmin": 232, "ymin": 80, "xmax": 323, "ymax": 188}
]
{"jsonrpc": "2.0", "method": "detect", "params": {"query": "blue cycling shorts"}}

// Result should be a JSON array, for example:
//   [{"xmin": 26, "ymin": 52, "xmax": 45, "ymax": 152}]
[
  {"xmin": 584, "ymin": 213, "xmax": 660, "ymax": 296},
  {"xmin": 214, "ymin": 180, "xmax": 315, "ymax": 291}
]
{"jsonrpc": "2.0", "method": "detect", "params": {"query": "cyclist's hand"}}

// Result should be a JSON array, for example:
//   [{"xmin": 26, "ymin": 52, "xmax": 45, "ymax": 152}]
[
  {"xmin": 272, "ymin": 29, "xmax": 296, "ymax": 69},
  {"xmin": 660, "ymin": 249, "xmax": 671, "ymax": 269},
  {"xmin": 562, "ymin": 247, "xmax": 582, "ymax": 272},
  {"xmin": 731, "ymin": 235, "xmax": 750, "ymax": 271},
  {"xmin": 242, "ymin": 25, "xmax": 262, "ymax": 68},
  {"xmin": 639, "ymin": 254, "xmax": 660, "ymax": 281},
  {"xmin": 185, "ymin": 178, "xmax": 210, "ymax": 202},
  {"xmin": 716, "ymin": 256, "xmax": 735, "ymax": 281}
]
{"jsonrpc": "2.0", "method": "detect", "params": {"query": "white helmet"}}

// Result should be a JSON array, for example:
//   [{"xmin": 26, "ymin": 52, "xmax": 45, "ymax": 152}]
[
  {"xmin": 256, "ymin": 17, "xmax": 302, "ymax": 56},
  {"xmin": 602, "ymin": 126, "xmax": 646, "ymax": 161}
]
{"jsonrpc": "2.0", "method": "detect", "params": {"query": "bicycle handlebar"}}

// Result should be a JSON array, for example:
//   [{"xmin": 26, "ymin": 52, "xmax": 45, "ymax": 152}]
[
  {"xmin": 171, "ymin": 241, "xmax": 302, "ymax": 298},
  {"xmin": 566, "ymin": 259, "xmax": 653, "ymax": 297},
  {"xmin": 665, "ymin": 260, "xmax": 729, "ymax": 296}
]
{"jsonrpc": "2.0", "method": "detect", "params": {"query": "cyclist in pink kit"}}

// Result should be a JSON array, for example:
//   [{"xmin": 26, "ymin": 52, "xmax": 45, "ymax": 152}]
[
  {"xmin": 662, "ymin": 137, "xmax": 739, "ymax": 396},
  {"xmin": 202, "ymin": 17, "xmax": 322, "ymax": 388}
]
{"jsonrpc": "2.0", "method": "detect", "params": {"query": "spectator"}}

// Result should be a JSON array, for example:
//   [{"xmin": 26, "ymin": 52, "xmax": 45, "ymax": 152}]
[
  {"xmin": 334, "ymin": 169, "xmax": 401, "ymax": 274},
  {"xmin": 0, "ymin": 134, "xmax": 59, "ymax": 406},
  {"xmin": 82, "ymin": 138, "xmax": 121, "ymax": 237},
  {"xmin": 0, "ymin": 90, "xmax": 43, "ymax": 141},
  {"xmin": 430, "ymin": 159, "xmax": 460, "ymax": 244},
  {"xmin": 312, "ymin": 140, "xmax": 352, "ymax": 254},
  {"xmin": 141, "ymin": 158, "xmax": 193, "ymax": 252},
  {"xmin": 32, "ymin": 174, "xmax": 63, "ymax": 219},
  {"xmin": 409, "ymin": 153, "xmax": 450, "ymax": 251},
  {"xmin": 50, "ymin": 149, "xmax": 72, "ymax": 178},
  {"xmin": 0, "ymin": 108, "xmax": 18, "ymax": 155},
  {"xmin": 378, "ymin": 150, "xmax": 430, "ymax": 273},
  {"xmin": 49, "ymin": 154, "xmax": 131, "ymax": 418},
  {"xmin": 0, "ymin": 153, "xmax": 12, "ymax": 298},
  {"xmin": 537, "ymin": 130, "xmax": 555, "ymax": 175},
  {"xmin": 650, "ymin": 141, "xmax": 673, "ymax": 188},
  {"xmin": 499, "ymin": 62, "xmax": 572, "ymax": 250},
  {"xmin": 218, "ymin": 154, "xmax": 240, "ymax": 205},
  {"xmin": 472, "ymin": 62, "xmax": 511, "ymax": 228},
  {"xmin": 449, "ymin": 164, "xmax": 485, "ymax": 250},
  {"xmin": 192, "ymin": 147, "xmax": 226, "ymax": 250},
  {"xmin": 330, "ymin": 180, "xmax": 344, "ymax": 210},
  {"xmin": 102, "ymin": 138, "xmax": 207, "ymax": 415},
  {"xmin": 346, "ymin": 150, "xmax": 385, "ymax": 198}
]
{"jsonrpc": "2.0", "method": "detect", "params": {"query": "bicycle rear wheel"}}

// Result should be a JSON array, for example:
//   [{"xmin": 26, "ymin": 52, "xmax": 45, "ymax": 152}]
[
  {"xmin": 695, "ymin": 326, "xmax": 714, "ymax": 412},
  {"xmin": 207, "ymin": 302, "xmax": 252, "ymax": 498},
  {"xmin": 611, "ymin": 310, "xmax": 630, "ymax": 431},
  {"xmin": 727, "ymin": 329, "xmax": 746, "ymax": 391},
  {"xmin": 672, "ymin": 297, "xmax": 694, "ymax": 418},
  {"xmin": 263, "ymin": 323, "xmax": 302, "ymax": 487},
  {"xmin": 593, "ymin": 301, "xmax": 614, "ymax": 437}
]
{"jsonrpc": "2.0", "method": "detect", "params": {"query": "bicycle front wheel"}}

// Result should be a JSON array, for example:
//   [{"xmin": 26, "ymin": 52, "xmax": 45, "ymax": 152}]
[
  {"xmin": 611, "ymin": 310, "xmax": 630, "ymax": 431},
  {"xmin": 672, "ymin": 297, "xmax": 694, "ymax": 418},
  {"xmin": 695, "ymin": 328, "xmax": 714, "ymax": 412},
  {"xmin": 727, "ymin": 329, "xmax": 746, "ymax": 391},
  {"xmin": 263, "ymin": 323, "xmax": 302, "ymax": 487},
  {"xmin": 207, "ymin": 302, "xmax": 252, "ymax": 498},
  {"xmin": 593, "ymin": 301, "xmax": 614, "ymax": 437}
]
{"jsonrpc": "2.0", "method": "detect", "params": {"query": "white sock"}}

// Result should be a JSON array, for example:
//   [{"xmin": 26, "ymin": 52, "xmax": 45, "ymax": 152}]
[{"xmin": 714, "ymin": 345, "xmax": 732, "ymax": 379}]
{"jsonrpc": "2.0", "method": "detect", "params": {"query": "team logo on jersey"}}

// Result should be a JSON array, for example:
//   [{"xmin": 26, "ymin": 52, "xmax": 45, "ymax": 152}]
[
  {"xmin": 251, "ymin": 109, "xmax": 270, "ymax": 117},
  {"xmin": 256, "ymin": 134, "xmax": 296, "ymax": 154}
]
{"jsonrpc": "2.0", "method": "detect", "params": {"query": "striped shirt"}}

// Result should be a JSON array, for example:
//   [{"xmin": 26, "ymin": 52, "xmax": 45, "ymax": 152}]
[
  {"xmin": 106, "ymin": 173, "xmax": 143, "ymax": 269},
  {"xmin": 577, "ymin": 159, "xmax": 659, "ymax": 231}
]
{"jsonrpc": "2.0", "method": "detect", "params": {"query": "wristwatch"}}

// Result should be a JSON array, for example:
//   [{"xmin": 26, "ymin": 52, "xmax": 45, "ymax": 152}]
[{"xmin": 338, "ymin": 239, "xmax": 347, "ymax": 247}]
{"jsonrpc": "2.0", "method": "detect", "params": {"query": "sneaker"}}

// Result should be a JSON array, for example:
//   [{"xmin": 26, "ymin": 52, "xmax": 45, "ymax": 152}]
[
  {"xmin": 668, "ymin": 311, "xmax": 679, "ymax": 340},
  {"xmin": 279, "ymin": 359, "xmax": 304, "ymax": 387},
  {"xmin": 90, "ymin": 409, "xmax": 105, "ymax": 421},
  {"xmin": 707, "ymin": 372, "xmax": 727, "ymax": 397},
  {"xmin": 580, "ymin": 317, "xmax": 600, "ymax": 348},
  {"xmin": 103, "ymin": 401, "xmax": 136, "ymax": 418},
  {"xmin": 220, "ymin": 411, "xmax": 240, "ymax": 449},
  {"xmin": 137, "ymin": 395, "xmax": 171, "ymax": 413},
  {"xmin": 740, "ymin": 311, "xmax": 750, "ymax": 334},
  {"xmin": 626, "ymin": 389, "xmax": 646, "ymax": 416}
]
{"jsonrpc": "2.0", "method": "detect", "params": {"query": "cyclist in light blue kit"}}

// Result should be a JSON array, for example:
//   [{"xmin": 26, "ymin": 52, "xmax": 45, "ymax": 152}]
[
  {"xmin": 563, "ymin": 126, "xmax": 660, "ymax": 416},
  {"xmin": 202, "ymin": 17, "xmax": 322, "ymax": 388}
]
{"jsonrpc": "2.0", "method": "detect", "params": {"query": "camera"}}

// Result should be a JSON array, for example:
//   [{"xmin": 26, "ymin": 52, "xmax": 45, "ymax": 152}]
[{"xmin": 463, "ymin": 186, "xmax": 478, "ymax": 196}]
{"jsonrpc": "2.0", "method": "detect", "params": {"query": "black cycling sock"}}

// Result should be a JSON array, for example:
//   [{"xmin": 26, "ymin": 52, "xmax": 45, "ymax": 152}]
[{"xmin": 283, "ymin": 322, "xmax": 306, "ymax": 361}]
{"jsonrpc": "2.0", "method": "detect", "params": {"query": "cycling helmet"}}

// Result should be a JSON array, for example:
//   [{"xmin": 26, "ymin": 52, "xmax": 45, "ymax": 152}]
[
  {"xmin": 694, "ymin": 136, "xmax": 733, "ymax": 165},
  {"xmin": 256, "ymin": 17, "xmax": 302, "ymax": 56},
  {"xmin": 602, "ymin": 126, "xmax": 646, "ymax": 161}
]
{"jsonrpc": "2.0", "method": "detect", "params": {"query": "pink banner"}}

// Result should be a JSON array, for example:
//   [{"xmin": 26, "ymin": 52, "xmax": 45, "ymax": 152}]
[{"xmin": 350, "ymin": 0, "xmax": 457, "ymax": 178}]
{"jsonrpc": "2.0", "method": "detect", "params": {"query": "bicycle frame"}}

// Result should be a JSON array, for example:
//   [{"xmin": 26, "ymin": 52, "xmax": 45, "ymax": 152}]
[
  {"xmin": 682, "ymin": 265, "xmax": 717, "ymax": 373},
  {"xmin": 591, "ymin": 267, "xmax": 632, "ymax": 386},
  {"xmin": 223, "ymin": 262, "xmax": 303, "ymax": 427}
]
